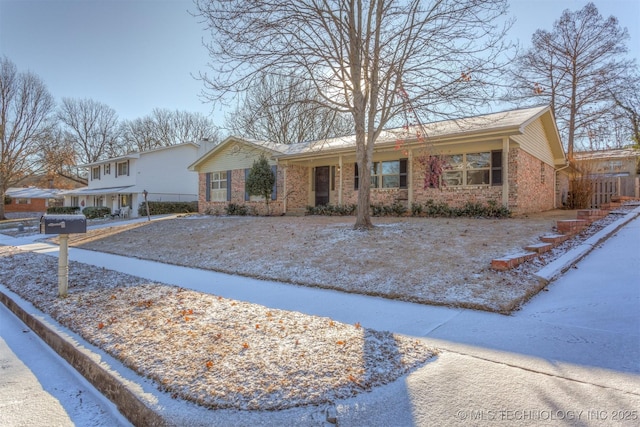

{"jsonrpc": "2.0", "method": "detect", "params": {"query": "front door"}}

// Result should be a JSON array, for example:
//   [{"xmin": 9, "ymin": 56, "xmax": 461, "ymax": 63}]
[{"xmin": 315, "ymin": 166, "xmax": 330, "ymax": 206}]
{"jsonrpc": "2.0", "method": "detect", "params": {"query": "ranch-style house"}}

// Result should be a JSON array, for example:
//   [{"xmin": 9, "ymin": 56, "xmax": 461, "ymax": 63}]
[{"xmin": 189, "ymin": 105, "xmax": 566, "ymax": 216}]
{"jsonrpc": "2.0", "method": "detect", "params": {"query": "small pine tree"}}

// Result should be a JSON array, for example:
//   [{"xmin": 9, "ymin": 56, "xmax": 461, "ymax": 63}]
[{"xmin": 246, "ymin": 154, "xmax": 275, "ymax": 214}]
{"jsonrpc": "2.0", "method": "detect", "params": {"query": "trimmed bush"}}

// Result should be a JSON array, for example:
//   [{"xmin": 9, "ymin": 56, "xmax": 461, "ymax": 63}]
[
  {"xmin": 47, "ymin": 206, "xmax": 81, "ymax": 214},
  {"xmin": 411, "ymin": 202, "xmax": 423, "ymax": 216},
  {"xmin": 225, "ymin": 203, "xmax": 249, "ymax": 216},
  {"xmin": 305, "ymin": 204, "xmax": 357, "ymax": 216},
  {"xmin": 306, "ymin": 200, "xmax": 510, "ymax": 218},
  {"xmin": 137, "ymin": 201, "xmax": 198, "ymax": 216},
  {"xmin": 82, "ymin": 206, "xmax": 111, "ymax": 219},
  {"xmin": 424, "ymin": 199, "xmax": 452, "ymax": 217},
  {"xmin": 371, "ymin": 202, "xmax": 407, "ymax": 217}
]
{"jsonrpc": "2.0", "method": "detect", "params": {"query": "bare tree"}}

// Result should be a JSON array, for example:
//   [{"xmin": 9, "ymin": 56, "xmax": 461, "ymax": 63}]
[
  {"xmin": 0, "ymin": 56, "xmax": 55, "ymax": 219},
  {"xmin": 120, "ymin": 108, "xmax": 219, "ymax": 152},
  {"xmin": 509, "ymin": 2, "xmax": 635, "ymax": 158},
  {"xmin": 606, "ymin": 68, "xmax": 640, "ymax": 146},
  {"xmin": 226, "ymin": 73, "xmax": 354, "ymax": 144},
  {"xmin": 195, "ymin": 0, "xmax": 512, "ymax": 229},
  {"xmin": 36, "ymin": 127, "xmax": 83, "ymax": 186},
  {"xmin": 58, "ymin": 98, "xmax": 122, "ymax": 164}
]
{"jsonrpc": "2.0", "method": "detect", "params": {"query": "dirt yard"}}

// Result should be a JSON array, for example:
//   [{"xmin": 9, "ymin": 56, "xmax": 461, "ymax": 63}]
[{"xmin": 65, "ymin": 210, "xmax": 594, "ymax": 313}]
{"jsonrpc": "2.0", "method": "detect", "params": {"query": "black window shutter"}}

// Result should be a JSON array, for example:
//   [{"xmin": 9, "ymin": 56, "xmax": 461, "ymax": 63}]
[
  {"xmin": 491, "ymin": 150, "xmax": 503, "ymax": 185},
  {"xmin": 127, "ymin": 160, "xmax": 130, "ymax": 176},
  {"xmin": 244, "ymin": 168, "xmax": 250, "ymax": 201},
  {"xmin": 354, "ymin": 163, "xmax": 359, "ymax": 190},
  {"xmin": 271, "ymin": 165, "xmax": 277, "ymax": 200},
  {"xmin": 399, "ymin": 158, "xmax": 408, "ymax": 189},
  {"xmin": 115, "ymin": 163, "xmax": 118, "ymax": 178},
  {"xmin": 205, "ymin": 173, "xmax": 211, "ymax": 201},
  {"xmin": 227, "ymin": 170, "xmax": 232, "ymax": 201}
]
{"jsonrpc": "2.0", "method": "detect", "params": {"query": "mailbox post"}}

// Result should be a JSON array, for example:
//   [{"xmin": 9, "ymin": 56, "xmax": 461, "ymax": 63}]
[{"xmin": 40, "ymin": 214, "xmax": 87, "ymax": 297}]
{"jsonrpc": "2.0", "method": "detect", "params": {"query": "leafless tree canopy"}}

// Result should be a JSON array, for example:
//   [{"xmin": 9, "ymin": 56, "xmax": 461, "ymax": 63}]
[
  {"xmin": 225, "ymin": 74, "xmax": 354, "ymax": 144},
  {"xmin": 57, "ymin": 98, "xmax": 122, "ymax": 164},
  {"xmin": 195, "ymin": 0, "xmax": 513, "ymax": 228},
  {"xmin": 509, "ymin": 2, "xmax": 635, "ymax": 157},
  {"xmin": 0, "ymin": 56, "xmax": 55, "ymax": 219},
  {"xmin": 120, "ymin": 108, "xmax": 220, "ymax": 152},
  {"xmin": 606, "ymin": 69, "xmax": 640, "ymax": 146},
  {"xmin": 37, "ymin": 127, "xmax": 77, "ymax": 179}
]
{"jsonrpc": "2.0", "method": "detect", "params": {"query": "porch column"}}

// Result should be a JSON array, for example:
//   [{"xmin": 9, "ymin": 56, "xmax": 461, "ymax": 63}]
[
  {"xmin": 338, "ymin": 155, "xmax": 343, "ymax": 205},
  {"xmin": 282, "ymin": 162, "xmax": 287, "ymax": 213},
  {"xmin": 502, "ymin": 137, "xmax": 509, "ymax": 208},
  {"xmin": 408, "ymin": 149, "xmax": 413, "ymax": 207}
]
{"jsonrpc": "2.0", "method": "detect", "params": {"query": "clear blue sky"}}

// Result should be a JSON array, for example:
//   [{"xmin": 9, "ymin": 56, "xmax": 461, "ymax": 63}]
[{"xmin": 1, "ymin": 0, "xmax": 638, "ymax": 127}]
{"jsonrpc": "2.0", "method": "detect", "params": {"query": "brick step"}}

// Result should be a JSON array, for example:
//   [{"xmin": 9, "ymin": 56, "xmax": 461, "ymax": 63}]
[
  {"xmin": 556, "ymin": 219, "xmax": 588, "ymax": 234},
  {"xmin": 611, "ymin": 196, "xmax": 639, "ymax": 202},
  {"xmin": 491, "ymin": 252, "xmax": 538, "ymax": 271},
  {"xmin": 576, "ymin": 209, "xmax": 608, "ymax": 223},
  {"xmin": 539, "ymin": 234, "xmax": 570, "ymax": 244},
  {"xmin": 600, "ymin": 202, "xmax": 622, "ymax": 210},
  {"xmin": 524, "ymin": 242, "xmax": 554, "ymax": 254}
]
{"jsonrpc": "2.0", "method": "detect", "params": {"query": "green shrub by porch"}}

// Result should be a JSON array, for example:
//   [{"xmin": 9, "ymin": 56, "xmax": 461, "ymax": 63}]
[
  {"xmin": 82, "ymin": 207, "xmax": 111, "ymax": 219},
  {"xmin": 137, "ymin": 201, "xmax": 198, "ymax": 216}
]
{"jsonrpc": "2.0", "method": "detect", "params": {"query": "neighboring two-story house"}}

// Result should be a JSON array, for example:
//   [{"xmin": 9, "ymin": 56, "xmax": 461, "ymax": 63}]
[{"xmin": 63, "ymin": 142, "xmax": 205, "ymax": 218}]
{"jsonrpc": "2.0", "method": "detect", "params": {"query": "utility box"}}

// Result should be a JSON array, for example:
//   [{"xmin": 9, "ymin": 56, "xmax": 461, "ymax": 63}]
[{"xmin": 40, "ymin": 214, "xmax": 87, "ymax": 234}]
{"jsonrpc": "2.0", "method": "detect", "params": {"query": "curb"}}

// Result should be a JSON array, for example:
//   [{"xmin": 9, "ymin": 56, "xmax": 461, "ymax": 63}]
[
  {"xmin": 534, "ymin": 205, "xmax": 640, "ymax": 283},
  {"xmin": 0, "ymin": 287, "xmax": 167, "ymax": 427}
]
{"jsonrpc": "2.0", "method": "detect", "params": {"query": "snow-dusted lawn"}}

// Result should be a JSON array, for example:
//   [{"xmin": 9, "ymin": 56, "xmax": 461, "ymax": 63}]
[
  {"xmin": 0, "ymin": 208, "xmax": 633, "ymax": 414},
  {"xmin": 62, "ymin": 210, "xmax": 620, "ymax": 313},
  {"xmin": 0, "ymin": 246, "xmax": 434, "ymax": 411}
]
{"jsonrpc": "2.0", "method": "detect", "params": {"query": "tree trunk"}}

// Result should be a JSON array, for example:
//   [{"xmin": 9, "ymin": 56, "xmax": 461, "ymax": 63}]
[
  {"xmin": 354, "ymin": 129, "xmax": 373, "ymax": 230},
  {"xmin": 0, "ymin": 188, "xmax": 6, "ymax": 220}
]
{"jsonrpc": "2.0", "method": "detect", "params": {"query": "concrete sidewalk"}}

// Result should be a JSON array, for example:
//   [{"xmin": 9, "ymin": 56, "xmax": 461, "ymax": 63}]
[{"xmin": 1, "ymin": 210, "xmax": 639, "ymax": 426}]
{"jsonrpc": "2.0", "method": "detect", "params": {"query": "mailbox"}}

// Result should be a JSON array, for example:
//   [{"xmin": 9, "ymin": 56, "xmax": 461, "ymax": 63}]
[{"xmin": 40, "ymin": 214, "xmax": 87, "ymax": 234}]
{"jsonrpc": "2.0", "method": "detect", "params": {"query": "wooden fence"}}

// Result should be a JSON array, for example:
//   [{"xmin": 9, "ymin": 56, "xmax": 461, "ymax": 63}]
[{"xmin": 589, "ymin": 176, "xmax": 639, "ymax": 208}]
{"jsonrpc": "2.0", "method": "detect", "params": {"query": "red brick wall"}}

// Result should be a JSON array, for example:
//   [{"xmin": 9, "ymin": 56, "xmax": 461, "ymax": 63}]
[
  {"xmin": 5, "ymin": 198, "xmax": 48, "ymax": 213},
  {"xmin": 198, "ymin": 147, "xmax": 556, "ymax": 215},
  {"xmin": 198, "ymin": 169, "xmax": 285, "ymax": 215},
  {"xmin": 509, "ymin": 148, "xmax": 556, "ymax": 214},
  {"xmin": 283, "ymin": 164, "xmax": 309, "ymax": 210},
  {"xmin": 412, "ymin": 156, "xmax": 503, "ymax": 208}
]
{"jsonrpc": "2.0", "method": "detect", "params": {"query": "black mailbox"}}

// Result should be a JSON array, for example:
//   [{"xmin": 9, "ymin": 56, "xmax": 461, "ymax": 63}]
[{"xmin": 40, "ymin": 214, "xmax": 87, "ymax": 234}]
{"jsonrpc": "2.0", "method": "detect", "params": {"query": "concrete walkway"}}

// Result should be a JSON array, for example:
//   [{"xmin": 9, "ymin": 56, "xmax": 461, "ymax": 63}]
[{"xmin": 1, "ymin": 211, "xmax": 639, "ymax": 426}]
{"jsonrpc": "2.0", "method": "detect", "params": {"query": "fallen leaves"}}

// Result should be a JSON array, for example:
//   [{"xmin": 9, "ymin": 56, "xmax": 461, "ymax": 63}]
[{"xmin": 0, "ymin": 248, "xmax": 436, "ymax": 412}]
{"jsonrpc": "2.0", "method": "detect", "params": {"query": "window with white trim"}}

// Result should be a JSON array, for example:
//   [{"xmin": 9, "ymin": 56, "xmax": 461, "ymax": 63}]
[
  {"xmin": 117, "ymin": 161, "xmax": 128, "ymax": 176},
  {"xmin": 210, "ymin": 171, "xmax": 228, "ymax": 201},
  {"xmin": 442, "ymin": 152, "xmax": 500, "ymax": 186},
  {"xmin": 91, "ymin": 166, "xmax": 100, "ymax": 180},
  {"xmin": 355, "ymin": 159, "xmax": 408, "ymax": 189}
]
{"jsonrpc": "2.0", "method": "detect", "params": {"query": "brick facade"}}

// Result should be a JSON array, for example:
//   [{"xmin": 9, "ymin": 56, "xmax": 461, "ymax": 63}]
[
  {"xmin": 412, "ymin": 151, "xmax": 503, "ymax": 209},
  {"xmin": 4, "ymin": 198, "xmax": 48, "ymax": 213},
  {"xmin": 282, "ymin": 164, "xmax": 309, "ymax": 211},
  {"xmin": 198, "ymin": 169, "xmax": 286, "ymax": 215},
  {"xmin": 508, "ymin": 148, "xmax": 556, "ymax": 214},
  {"xmin": 199, "ymin": 146, "xmax": 557, "ymax": 215}
]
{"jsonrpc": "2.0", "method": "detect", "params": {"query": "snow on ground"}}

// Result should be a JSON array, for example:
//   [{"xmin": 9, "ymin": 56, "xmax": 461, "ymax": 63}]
[
  {"xmin": 51, "ymin": 208, "xmax": 632, "ymax": 312},
  {"xmin": 0, "ymin": 246, "xmax": 434, "ymax": 411},
  {"xmin": 0, "ymin": 206, "xmax": 635, "ymax": 415}
]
